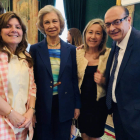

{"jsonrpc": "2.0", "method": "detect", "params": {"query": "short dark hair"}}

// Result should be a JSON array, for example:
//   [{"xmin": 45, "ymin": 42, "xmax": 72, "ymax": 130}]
[
  {"xmin": 0, "ymin": 2, "xmax": 4, "ymax": 15},
  {"xmin": 123, "ymin": 7, "xmax": 129, "ymax": 16}
]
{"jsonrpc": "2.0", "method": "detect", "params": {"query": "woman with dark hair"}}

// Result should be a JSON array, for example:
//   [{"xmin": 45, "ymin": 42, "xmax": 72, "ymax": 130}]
[
  {"xmin": 0, "ymin": 12, "xmax": 36, "ymax": 140},
  {"xmin": 67, "ymin": 28, "xmax": 83, "ymax": 47}
]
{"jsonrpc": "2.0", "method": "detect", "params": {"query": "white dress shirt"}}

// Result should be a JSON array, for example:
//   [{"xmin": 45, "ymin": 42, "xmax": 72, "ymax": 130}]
[{"xmin": 111, "ymin": 27, "xmax": 132, "ymax": 102}]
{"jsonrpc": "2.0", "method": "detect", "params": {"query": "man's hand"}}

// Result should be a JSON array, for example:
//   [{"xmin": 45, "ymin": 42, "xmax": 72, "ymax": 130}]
[{"xmin": 77, "ymin": 44, "xmax": 84, "ymax": 50}]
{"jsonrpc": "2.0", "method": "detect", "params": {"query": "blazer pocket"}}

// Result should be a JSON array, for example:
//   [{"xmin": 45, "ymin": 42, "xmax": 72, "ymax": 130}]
[{"xmin": 134, "ymin": 103, "xmax": 140, "ymax": 110}]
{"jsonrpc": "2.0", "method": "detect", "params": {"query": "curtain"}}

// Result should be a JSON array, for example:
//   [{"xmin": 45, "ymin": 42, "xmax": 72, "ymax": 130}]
[
  {"xmin": 63, "ymin": 0, "xmax": 86, "ymax": 33},
  {"xmin": 38, "ymin": 0, "xmax": 56, "ymax": 9},
  {"xmin": 38, "ymin": 0, "xmax": 56, "ymax": 42}
]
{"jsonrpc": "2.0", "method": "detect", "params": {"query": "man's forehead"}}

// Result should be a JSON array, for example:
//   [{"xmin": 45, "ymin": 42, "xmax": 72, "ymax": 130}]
[{"xmin": 104, "ymin": 8, "xmax": 125, "ymax": 22}]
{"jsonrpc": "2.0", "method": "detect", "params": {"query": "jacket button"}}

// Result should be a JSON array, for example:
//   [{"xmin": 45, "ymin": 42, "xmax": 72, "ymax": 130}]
[
  {"xmin": 50, "ymin": 81, "xmax": 52, "ymax": 83},
  {"xmin": 65, "ymin": 92, "xmax": 67, "ymax": 94},
  {"xmin": 50, "ymin": 86, "xmax": 52, "ymax": 88}
]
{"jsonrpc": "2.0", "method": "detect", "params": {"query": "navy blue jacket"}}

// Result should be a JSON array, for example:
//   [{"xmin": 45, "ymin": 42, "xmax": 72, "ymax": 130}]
[
  {"xmin": 30, "ymin": 39, "xmax": 81, "ymax": 124},
  {"xmin": 106, "ymin": 28, "xmax": 140, "ymax": 139}
]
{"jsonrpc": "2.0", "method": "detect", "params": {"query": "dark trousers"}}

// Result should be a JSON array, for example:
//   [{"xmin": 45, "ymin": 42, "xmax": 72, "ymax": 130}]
[
  {"xmin": 113, "ymin": 103, "xmax": 135, "ymax": 140},
  {"xmin": 33, "ymin": 95, "xmax": 72, "ymax": 140}
]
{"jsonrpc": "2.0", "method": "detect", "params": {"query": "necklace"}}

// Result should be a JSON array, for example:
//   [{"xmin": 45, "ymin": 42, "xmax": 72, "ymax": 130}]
[{"xmin": 47, "ymin": 40, "xmax": 60, "ymax": 47}]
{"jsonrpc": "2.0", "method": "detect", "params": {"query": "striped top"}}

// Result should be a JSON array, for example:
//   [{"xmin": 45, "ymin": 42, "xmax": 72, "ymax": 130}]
[{"xmin": 48, "ymin": 49, "xmax": 60, "ymax": 95}]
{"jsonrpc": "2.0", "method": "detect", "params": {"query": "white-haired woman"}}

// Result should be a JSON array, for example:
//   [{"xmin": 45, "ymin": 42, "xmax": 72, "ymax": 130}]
[
  {"xmin": 30, "ymin": 5, "xmax": 81, "ymax": 140},
  {"xmin": 76, "ymin": 19, "xmax": 110, "ymax": 140}
]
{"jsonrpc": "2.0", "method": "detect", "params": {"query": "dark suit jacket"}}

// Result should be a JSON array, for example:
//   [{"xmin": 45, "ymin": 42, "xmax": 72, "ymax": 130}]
[
  {"xmin": 30, "ymin": 38, "xmax": 81, "ymax": 124},
  {"xmin": 106, "ymin": 27, "xmax": 140, "ymax": 139}
]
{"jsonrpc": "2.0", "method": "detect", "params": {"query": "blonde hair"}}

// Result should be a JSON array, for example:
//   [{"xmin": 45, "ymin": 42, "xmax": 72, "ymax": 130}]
[
  {"xmin": 37, "ymin": 5, "xmax": 65, "ymax": 36},
  {"xmin": 83, "ymin": 18, "xmax": 108, "ymax": 54},
  {"xmin": 68, "ymin": 28, "xmax": 83, "ymax": 47}
]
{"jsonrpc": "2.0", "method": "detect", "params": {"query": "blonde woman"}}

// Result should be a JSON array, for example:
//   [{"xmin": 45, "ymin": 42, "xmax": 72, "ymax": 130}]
[{"xmin": 76, "ymin": 19, "xmax": 110, "ymax": 140}]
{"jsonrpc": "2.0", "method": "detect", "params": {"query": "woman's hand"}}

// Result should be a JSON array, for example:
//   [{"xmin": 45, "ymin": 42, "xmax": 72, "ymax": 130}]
[
  {"xmin": 18, "ymin": 108, "xmax": 34, "ymax": 128},
  {"xmin": 74, "ymin": 109, "xmax": 80, "ymax": 120},
  {"xmin": 94, "ymin": 69, "xmax": 105, "ymax": 85},
  {"xmin": 77, "ymin": 44, "xmax": 84, "ymax": 50},
  {"xmin": 8, "ymin": 110, "xmax": 26, "ymax": 128},
  {"xmin": 32, "ymin": 114, "xmax": 37, "ymax": 128}
]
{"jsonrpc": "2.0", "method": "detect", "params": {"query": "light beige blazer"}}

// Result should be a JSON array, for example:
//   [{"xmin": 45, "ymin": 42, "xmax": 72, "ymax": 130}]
[{"xmin": 76, "ymin": 48, "xmax": 111, "ymax": 101}]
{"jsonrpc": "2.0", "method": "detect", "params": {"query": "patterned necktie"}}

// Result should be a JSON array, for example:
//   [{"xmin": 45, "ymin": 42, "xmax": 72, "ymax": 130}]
[{"xmin": 106, "ymin": 46, "xmax": 120, "ymax": 110}]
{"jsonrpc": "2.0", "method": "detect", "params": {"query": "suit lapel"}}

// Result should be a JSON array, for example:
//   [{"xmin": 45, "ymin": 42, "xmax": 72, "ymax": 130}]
[
  {"xmin": 116, "ymin": 30, "xmax": 134, "ymax": 86},
  {"xmin": 0, "ymin": 53, "xmax": 8, "ymax": 101},
  {"xmin": 106, "ymin": 42, "xmax": 116, "ymax": 83},
  {"xmin": 37, "ymin": 39, "xmax": 53, "ymax": 78},
  {"xmin": 58, "ymin": 40, "xmax": 70, "ymax": 80}
]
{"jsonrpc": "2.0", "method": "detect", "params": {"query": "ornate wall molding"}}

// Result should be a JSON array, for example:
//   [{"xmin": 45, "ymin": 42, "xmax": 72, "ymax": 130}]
[
  {"xmin": 126, "ymin": 5, "xmax": 135, "ymax": 25},
  {"xmin": 13, "ymin": 0, "xmax": 38, "ymax": 45},
  {"xmin": 121, "ymin": 0, "xmax": 140, "ymax": 6},
  {"xmin": 0, "ymin": 0, "xmax": 11, "ymax": 11}
]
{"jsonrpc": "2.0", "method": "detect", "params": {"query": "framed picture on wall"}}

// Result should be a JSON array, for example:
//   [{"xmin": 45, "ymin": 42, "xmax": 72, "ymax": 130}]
[
  {"xmin": 121, "ymin": 0, "xmax": 140, "ymax": 6},
  {"xmin": 126, "ymin": 5, "xmax": 135, "ymax": 26}
]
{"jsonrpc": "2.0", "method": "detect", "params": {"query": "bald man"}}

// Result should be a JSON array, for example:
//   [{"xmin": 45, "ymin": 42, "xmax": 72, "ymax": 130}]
[{"xmin": 105, "ymin": 6, "xmax": 140, "ymax": 140}]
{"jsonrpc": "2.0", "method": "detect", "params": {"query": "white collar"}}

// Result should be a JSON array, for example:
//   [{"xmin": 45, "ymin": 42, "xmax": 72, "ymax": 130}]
[{"xmin": 116, "ymin": 26, "xmax": 132, "ymax": 50}]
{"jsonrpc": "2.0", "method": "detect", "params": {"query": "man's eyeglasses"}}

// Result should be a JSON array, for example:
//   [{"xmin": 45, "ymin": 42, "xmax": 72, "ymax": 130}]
[{"xmin": 105, "ymin": 16, "xmax": 128, "ymax": 28}]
